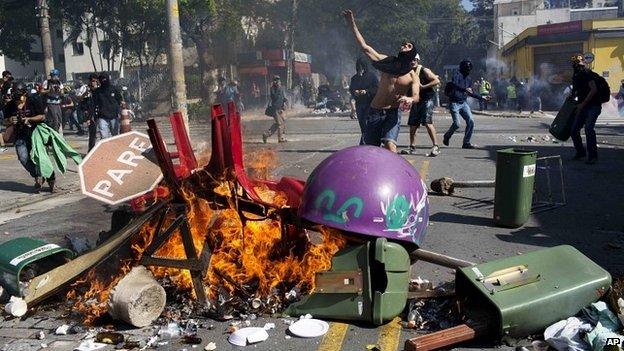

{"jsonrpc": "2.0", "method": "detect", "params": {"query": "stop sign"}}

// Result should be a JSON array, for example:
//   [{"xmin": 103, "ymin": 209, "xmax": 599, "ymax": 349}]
[{"xmin": 79, "ymin": 131, "xmax": 163, "ymax": 205}]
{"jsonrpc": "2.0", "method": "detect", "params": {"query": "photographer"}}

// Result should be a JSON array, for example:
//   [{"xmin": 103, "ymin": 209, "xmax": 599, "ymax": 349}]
[{"xmin": 2, "ymin": 82, "xmax": 50, "ymax": 192}]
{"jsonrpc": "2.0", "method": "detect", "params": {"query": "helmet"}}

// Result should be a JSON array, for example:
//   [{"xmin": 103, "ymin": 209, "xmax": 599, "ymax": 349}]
[
  {"xmin": 50, "ymin": 69, "xmax": 60, "ymax": 77},
  {"xmin": 298, "ymin": 146, "xmax": 429, "ymax": 246}
]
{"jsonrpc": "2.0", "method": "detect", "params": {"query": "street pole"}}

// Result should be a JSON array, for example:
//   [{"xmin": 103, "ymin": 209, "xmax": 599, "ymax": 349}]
[
  {"xmin": 36, "ymin": 0, "xmax": 55, "ymax": 78},
  {"xmin": 285, "ymin": 0, "xmax": 299, "ymax": 91},
  {"xmin": 166, "ymin": 0, "xmax": 189, "ymax": 132}
]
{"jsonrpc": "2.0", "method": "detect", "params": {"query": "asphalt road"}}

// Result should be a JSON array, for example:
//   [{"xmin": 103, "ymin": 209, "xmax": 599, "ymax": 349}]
[{"xmin": 0, "ymin": 109, "xmax": 623, "ymax": 351}]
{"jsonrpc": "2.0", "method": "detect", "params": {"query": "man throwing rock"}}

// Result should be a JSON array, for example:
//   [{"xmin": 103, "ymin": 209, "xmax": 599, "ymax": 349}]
[{"xmin": 343, "ymin": 10, "xmax": 420, "ymax": 153}]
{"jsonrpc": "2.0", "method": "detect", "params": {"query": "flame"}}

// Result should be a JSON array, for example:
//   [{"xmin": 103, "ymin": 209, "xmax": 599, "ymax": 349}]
[
  {"xmin": 246, "ymin": 149, "xmax": 278, "ymax": 180},
  {"xmin": 67, "ymin": 160, "xmax": 347, "ymax": 323}
]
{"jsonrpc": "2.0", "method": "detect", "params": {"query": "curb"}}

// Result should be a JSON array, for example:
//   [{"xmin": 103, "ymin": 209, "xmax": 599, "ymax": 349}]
[{"xmin": 0, "ymin": 185, "xmax": 82, "ymax": 214}]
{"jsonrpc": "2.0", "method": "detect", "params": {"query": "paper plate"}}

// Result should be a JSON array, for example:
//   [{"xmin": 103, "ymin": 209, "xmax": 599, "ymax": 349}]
[
  {"xmin": 228, "ymin": 327, "xmax": 269, "ymax": 346},
  {"xmin": 288, "ymin": 319, "xmax": 330, "ymax": 338}
]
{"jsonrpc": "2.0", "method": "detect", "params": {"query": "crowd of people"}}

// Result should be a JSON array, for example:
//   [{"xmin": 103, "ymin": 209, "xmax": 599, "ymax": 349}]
[
  {"xmin": 342, "ymin": 9, "xmax": 608, "ymax": 165},
  {"xmin": 0, "ymin": 69, "xmax": 126, "ymax": 192}
]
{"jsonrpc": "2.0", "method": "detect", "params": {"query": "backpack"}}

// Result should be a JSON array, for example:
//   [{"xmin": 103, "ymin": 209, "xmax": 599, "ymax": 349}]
[{"xmin": 591, "ymin": 72, "xmax": 611, "ymax": 103}]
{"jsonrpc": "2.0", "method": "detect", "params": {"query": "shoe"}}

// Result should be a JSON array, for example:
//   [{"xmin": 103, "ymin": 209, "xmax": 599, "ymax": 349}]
[
  {"xmin": 262, "ymin": 135, "xmax": 268, "ymax": 144},
  {"xmin": 278, "ymin": 138, "xmax": 288, "ymax": 143},
  {"xmin": 0, "ymin": 147, "xmax": 7, "ymax": 153},
  {"xmin": 572, "ymin": 153, "xmax": 586, "ymax": 161},
  {"xmin": 47, "ymin": 178, "xmax": 55, "ymax": 193},
  {"xmin": 400, "ymin": 145, "xmax": 416, "ymax": 155},
  {"xmin": 462, "ymin": 143, "xmax": 477, "ymax": 149},
  {"xmin": 428, "ymin": 145, "xmax": 440, "ymax": 157},
  {"xmin": 585, "ymin": 158, "xmax": 597, "ymax": 165},
  {"xmin": 443, "ymin": 135, "xmax": 450, "ymax": 146},
  {"xmin": 34, "ymin": 177, "xmax": 43, "ymax": 194}
]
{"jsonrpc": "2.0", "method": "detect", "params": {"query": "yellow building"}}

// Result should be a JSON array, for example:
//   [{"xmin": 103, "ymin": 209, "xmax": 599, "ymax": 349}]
[{"xmin": 500, "ymin": 19, "xmax": 624, "ymax": 92}]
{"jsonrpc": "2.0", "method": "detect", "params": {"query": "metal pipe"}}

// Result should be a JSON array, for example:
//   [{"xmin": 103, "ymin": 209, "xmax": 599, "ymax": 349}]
[{"xmin": 410, "ymin": 248, "xmax": 476, "ymax": 269}]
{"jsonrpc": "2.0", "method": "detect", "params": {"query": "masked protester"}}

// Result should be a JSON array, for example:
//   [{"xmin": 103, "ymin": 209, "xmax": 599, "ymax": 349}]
[
  {"xmin": 42, "ymin": 69, "xmax": 64, "ymax": 135},
  {"xmin": 2, "ymin": 82, "xmax": 51, "ymax": 192},
  {"xmin": 343, "ymin": 9, "xmax": 420, "ymax": 153},
  {"xmin": 349, "ymin": 57, "xmax": 379, "ymax": 144},
  {"xmin": 569, "ymin": 54, "xmax": 603, "ymax": 165},
  {"xmin": 93, "ymin": 74, "xmax": 123, "ymax": 140},
  {"xmin": 81, "ymin": 74, "xmax": 99, "ymax": 150},
  {"xmin": 443, "ymin": 59, "xmax": 489, "ymax": 149}
]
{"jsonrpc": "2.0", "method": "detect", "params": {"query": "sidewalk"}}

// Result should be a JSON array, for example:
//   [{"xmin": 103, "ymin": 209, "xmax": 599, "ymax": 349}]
[{"xmin": 472, "ymin": 109, "xmax": 556, "ymax": 119}]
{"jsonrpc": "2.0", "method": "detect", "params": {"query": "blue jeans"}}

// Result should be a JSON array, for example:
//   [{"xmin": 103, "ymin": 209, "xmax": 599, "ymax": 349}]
[
  {"xmin": 355, "ymin": 102, "xmax": 370, "ymax": 145},
  {"xmin": 97, "ymin": 118, "xmax": 120, "ymax": 140},
  {"xmin": 15, "ymin": 138, "xmax": 54, "ymax": 180},
  {"xmin": 364, "ymin": 108, "xmax": 400, "ymax": 146},
  {"xmin": 444, "ymin": 101, "xmax": 474, "ymax": 146},
  {"xmin": 571, "ymin": 104, "xmax": 601, "ymax": 159}
]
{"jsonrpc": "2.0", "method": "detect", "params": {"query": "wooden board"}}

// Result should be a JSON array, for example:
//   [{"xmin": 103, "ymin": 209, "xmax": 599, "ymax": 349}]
[{"xmin": 404, "ymin": 321, "xmax": 489, "ymax": 351}]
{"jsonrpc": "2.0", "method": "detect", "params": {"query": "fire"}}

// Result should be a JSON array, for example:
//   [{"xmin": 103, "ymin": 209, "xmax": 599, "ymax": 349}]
[{"xmin": 66, "ymin": 150, "xmax": 347, "ymax": 323}]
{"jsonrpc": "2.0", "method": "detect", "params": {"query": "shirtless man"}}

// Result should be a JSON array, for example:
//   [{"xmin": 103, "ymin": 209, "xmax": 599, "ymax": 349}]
[{"xmin": 343, "ymin": 10, "xmax": 420, "ymax": 153}]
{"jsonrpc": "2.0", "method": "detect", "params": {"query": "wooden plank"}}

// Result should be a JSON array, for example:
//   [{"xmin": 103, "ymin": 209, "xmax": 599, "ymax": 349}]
[
  {"xmin": 407, "ymin": 288, "xmax": 455, "ymax": 300},
  {"xmin": 404, "ymin": 321, "xmax": 489, "ymax": 351},
  {"xmin": 24, "ymin": 202, "xmax": 167, "ymax": 305}
]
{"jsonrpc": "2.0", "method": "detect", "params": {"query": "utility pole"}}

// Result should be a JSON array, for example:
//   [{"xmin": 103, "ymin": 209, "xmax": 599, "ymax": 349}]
[
  {"xmin": 36, "ymin": 0, "xmax": 55, "ymax": 78},
  {"xmin": 285, "ymin": 0, "xmax": 299, "ymax": 91},
  {"xmin": 166, "ymin": 0, "xmax": 189, "ymax": 130}
]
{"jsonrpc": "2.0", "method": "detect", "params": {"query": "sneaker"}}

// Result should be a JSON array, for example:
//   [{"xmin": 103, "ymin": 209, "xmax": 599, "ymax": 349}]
[
  {"xmin": 278, "ymin": 138, "xmax": 288, "ymax": 143},
  {"xmin": 462, "ymin": 143, "xmax": 477, "ymax": 149},
  {"xmin": 34, "ymin": 177, "xmax": 42, "ymax": 194},
  {"xmin": 443, "ymin": 135, "xmax": 450, "ymax": 146},
  {"xmin": 428, "ymin": 145, "xmax": 440, "ymax": 157},
  {"xmin": 47, "ymin": 178, "xmax": 55, "ymax": 193},
  {"xmin": 262, "ymin": 135, "xmax": 268, "ymax": 144},
  {"xmin": 0, "ymin": 147, "xmax": 7, "ymax": 153},
  {"xmin": 400, "ymin": 145, "xmax": 416, "ymax": 155},
  {"xmin": 585, "ymin": 158, "xmax": 597, "ymax": 165}
]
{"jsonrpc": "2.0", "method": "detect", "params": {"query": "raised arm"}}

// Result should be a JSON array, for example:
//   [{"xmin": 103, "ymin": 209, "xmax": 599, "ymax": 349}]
[
  {"xmin": 422, "ymin": 68, "xmax": 441, "ymax": 89},
  {"xmin": 342, "ymin": 10, "xmax": 386, "ymax": 62}
]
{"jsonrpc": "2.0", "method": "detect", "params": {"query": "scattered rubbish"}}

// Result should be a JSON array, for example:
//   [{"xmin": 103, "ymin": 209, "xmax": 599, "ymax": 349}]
[
  {"xmin": 263, "ymin": 322, "xmax": 275, "ymax": 330},
  {"xmin": 288, "ymin": 319, "xmax": 330, "ymax": 338},
  {"xmin": 204, "ymin": 342, "xmax": 217, "ymax": 351},
  {"xmin": 285, "ymin": 335, "xmax": 291, "ymax": 340},
  {"xmin": 228, "ymin": 327, "xmax": 269, "ymax": 346},
  {"xmin": 526, "ymin": 136, "xmax": 537, "ymax": 142},
  {"xmin": 55, "ymin": 324, "xmax": 70, "ymax": 335},
  {"xmin": 531, "ymin": 340, "xmax": 549, "ymax": 351},
  {"xmin": 4, "ymin": 296, "xmax": 27, "ymax": 317},
  {"xmin": 404, "ymin": 320, "xmax": 489, "ymax": 351},
  {"xmin": 65, "ymin": 235, "xmax": 93, "ymax": 254},
  {"xmin": 299, "ymin": 313, "xmax": 313, "ymax": 320},
  {"xmin": 74, "ymin": 339, "xmax": 107, "ymax": 351},
  {"xmin": 108, "ymin": 265, "xmax": 166, "ymax": 328},
  {"xmin": 70, "ymin": 325, "xmax": 85, "ymax": 334},
  {"xmin": 40, "ymin": 343, "xmax": 47, "ymax": 348},
  {"xmin": 37, "ymin": 331, "xmax": 45, "ymax": 340},
  {"xmin": 544, "ymin": 317, "xmax": 592, "ymax": 351},
  {"xmin": 158, "ymin": 322, "xmax": 182, "ymax": 339},
  {"xmin": 251, "ymin": 298, "xmax": 263, "ymax": 309},
  {"xmin": 143, "ymin": 336, "xmax": 158, "ymax": 350},
  {"xmin": 95, "ymin": 332, "xmax": 124, "ymax": 345},
  {"xmin": 509, "ymin": 136, "xmax": 517, "ymax": 143},
  {"xmin": 281, "ymin": 318, "xmax": 294, "ymax": 325}
]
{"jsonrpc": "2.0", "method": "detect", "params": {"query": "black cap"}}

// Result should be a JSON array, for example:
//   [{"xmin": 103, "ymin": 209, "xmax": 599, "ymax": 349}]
[{"xmin": 2, "ymin": 71, "xmax": 11, "ymax": 78}]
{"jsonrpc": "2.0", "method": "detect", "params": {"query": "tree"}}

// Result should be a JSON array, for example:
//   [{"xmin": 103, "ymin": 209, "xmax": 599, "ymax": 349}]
[{"xmin": 0, "ymin": 0, "xmax": 40, "ymax": 64}]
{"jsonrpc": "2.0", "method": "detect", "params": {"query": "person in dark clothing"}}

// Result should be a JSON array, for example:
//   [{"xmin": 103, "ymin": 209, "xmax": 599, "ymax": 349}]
[
  {"xmin": 402, "ymin": 55, "xmax": 441, "ymax": 156},
  {"xmin": 42, "ymin": 69, "xmax": 64, "ymax": 134},
  {"xmin": 443, "ymin": 59, "xmax": 488, "ymax": 149},
  {"xmin": 2, "ymin": 82, "xmax": 53, "ymax": 192},
  {"xmin": 81, "ymin": 74, "xmax": 99, "ymax": 151},
  {"xmin": 569, "ymin": 54, "xmax": 603, "ymax": 165},
  {"xmin": 93, "ymin": 74, "xmax": 122, "ymax": 140},
  {"xmin": 262, "ymin": 76, "xmax": 287, "ymax": 143},
  {"xmin": 349, "ymin": 57, "xmax": 378, "ymax": 145}
]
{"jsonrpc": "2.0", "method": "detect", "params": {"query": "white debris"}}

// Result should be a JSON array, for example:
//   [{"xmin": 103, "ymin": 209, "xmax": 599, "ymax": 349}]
[
  {"xmin": 263, "ymin": 323, "xmax": 276, "ymax": 330},
  {"xmin": 285, "ymin": 335, "xmax": 292, "ymax": 339},
  {"xmin": 281, "ymin": 318, "xmax": 294, "ymax": 325},
  {"xmin": 141, "ymin": 336, "xmax": 158, "ymax": 350},
  {"xmin": 74, "ymin": 339, "xmax": 107, "ymax": 351},
  {"xmin": 4, "ymin": 296, "xmax": 27, "ymax": 317},
  {"xmin": 204, "ymin": 342, "xmax": 217, "ymax": 351},
  {"xmin": 299, "ymin": 313, "xmax": 313, "ymax": 320},
  {"xmin": 40, "ymin": 343, "xmax": 48, "ymax": 349},
  {"xmin": 55, "ymin": 324, "xmax": 70, "ymax": 335},
  {"xmin": 158, "ymin": 322, "xmax": 181, "ymax": 339},
  {"xmin": 244, "ymin": 320, "xmax": 251, "ymax": 327},
  {"xmin": 37, "ymin": 331, "xmax": 45, "ymax": 340}
]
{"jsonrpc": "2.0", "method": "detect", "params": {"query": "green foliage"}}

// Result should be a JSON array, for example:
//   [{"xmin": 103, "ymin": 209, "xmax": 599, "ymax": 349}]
[{"xmin": 0, "ymin": 0, "xmax": 38, "ymax": 63}]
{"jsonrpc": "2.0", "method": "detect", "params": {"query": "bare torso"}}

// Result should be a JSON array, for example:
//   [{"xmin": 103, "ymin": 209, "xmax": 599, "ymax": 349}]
[{"xmin": 371, "ymin": 71, "xmax": 414, "ymax": 109}]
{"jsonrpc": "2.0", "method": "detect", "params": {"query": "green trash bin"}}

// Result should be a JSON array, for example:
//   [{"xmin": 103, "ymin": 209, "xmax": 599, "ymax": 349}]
[
  {"xmin": 285, "ymin": 238, "xmax": 410, "ymax": 325},
  {"xmin": 494, "ymin": 148, "xmax": 538, "ymax": 227},
  {"xmin": 456, "ymin": 245, "xmax": 611, "ymax": 339}
]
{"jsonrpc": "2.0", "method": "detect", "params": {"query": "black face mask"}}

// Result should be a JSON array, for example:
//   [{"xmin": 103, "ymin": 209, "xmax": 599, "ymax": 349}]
[{"xmin": 372, "ymin": 46, "xmax": 417, "ymax": 76}]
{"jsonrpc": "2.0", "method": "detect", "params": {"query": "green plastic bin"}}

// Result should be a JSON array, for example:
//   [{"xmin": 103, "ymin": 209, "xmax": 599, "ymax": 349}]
[
  {"xmin": 456, "ymin": 245, "xmax": 611, "ymax": 338},
  {"xmin": 494, "ymin": 148, "xmax": 538, "ymax": 227},
  {"xmin": 0, "ymin": 238, "xmax": 74, "ymax": 297},
  {"xmin": 285, "ymin": 238, "xmax": 410, "ymax": 325}
]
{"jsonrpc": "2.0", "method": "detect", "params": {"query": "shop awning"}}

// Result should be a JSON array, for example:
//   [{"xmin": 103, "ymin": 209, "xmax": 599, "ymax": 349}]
[{"xmin": 239, "ymin": 66, "xmax": 269, "ymax": 76}]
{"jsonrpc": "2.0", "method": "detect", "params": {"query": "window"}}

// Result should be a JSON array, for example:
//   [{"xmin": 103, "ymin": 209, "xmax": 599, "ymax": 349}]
[{"xmin": 72, "ymin": 42, "xmax": 84, "ymax": 56}]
